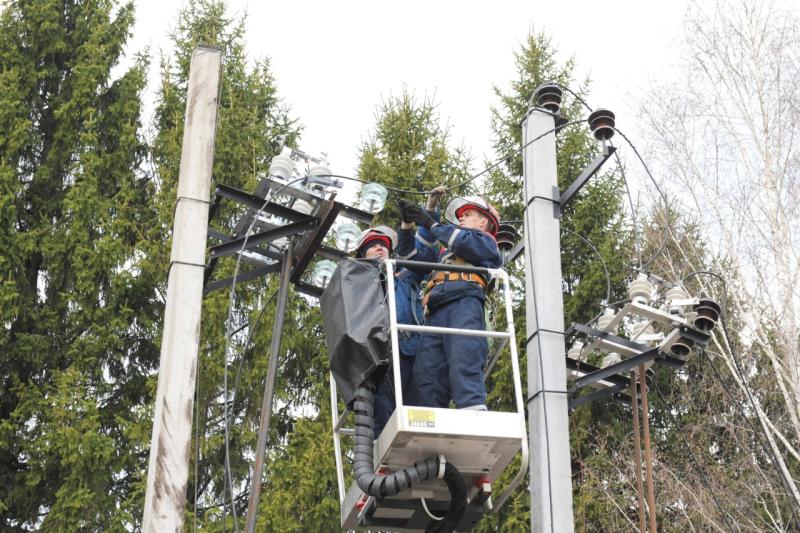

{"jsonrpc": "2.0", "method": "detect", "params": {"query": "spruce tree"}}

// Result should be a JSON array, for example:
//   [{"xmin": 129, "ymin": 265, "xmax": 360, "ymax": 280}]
[{"xmin": 0, "ymin": 0, "xmax": 158, "ymax": 529}]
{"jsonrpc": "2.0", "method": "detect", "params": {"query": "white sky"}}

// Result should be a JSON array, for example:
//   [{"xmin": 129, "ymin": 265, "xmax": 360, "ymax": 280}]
[{"xmin": 128, "ymin": 0, "xmax": 688, "ymax": 185}]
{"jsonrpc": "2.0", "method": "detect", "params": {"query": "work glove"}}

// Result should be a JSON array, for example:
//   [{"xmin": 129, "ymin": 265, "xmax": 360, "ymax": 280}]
[
  {"xmin": 399, "ymin": 200, "xmax": 436, "ymax": 229},
  {"xmin": 398, "ymin": 199, "xmax": 416, "ymax": 224}
]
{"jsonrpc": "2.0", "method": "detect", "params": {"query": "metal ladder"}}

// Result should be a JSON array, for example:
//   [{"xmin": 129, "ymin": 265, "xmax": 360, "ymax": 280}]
[{"xmin": 330, "ymin": 259, "xmax": 529, "ymax": 532}]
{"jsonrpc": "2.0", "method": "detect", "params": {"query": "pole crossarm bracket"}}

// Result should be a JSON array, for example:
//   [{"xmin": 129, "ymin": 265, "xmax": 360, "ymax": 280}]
[
  {"xmin": 208, "ymin": 218, "xmax": 316, "ymax": 259},
  {"xmin": 214, "ymin": 183, "xmax": 314, "ymax": 222},
  {"xmin": 290, "ymin": 197, "xmax": 342, "ymax": 283},
  {"xmin": 203, "ymin": 263, "xmax": 282, "ymax": 294},
  {"xmin": 568, "ymin": 346, "xmax": 661, "ymax": 393},
  {"xmin": 557, "ymin": 144, "xmax": 616, "ymax": 218}
]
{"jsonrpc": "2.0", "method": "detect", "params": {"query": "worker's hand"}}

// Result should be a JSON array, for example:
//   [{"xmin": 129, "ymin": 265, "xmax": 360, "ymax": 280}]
[
  {"xmin": 425, "ymin": 185, "xmax": 448, "ymax": 211},
  {"xmin": 401, "ymin": 202, "xmax": 437, "ymax": 229}
]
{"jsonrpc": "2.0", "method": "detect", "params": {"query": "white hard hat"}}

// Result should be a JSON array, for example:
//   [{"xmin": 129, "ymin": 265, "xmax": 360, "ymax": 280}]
[
  {"xmin": 355, "ymin": 225, "xmax": 398, "ymax": 257},
  {"xmin": 444, "ymin": 196, "xmax": 500, "ymax": 236}
]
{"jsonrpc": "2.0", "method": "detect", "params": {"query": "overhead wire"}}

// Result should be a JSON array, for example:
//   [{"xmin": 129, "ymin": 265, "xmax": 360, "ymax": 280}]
[
  {"xmin": 314, "ymin": 119, "xmax": 586, "ymax": 197},
  {"xmin": 612, "ymin": 127, "xmax": 674, "ymax": 271},
  {"xmin": 543, "ymin": 83, "xmax": 646, "ymax": 269},
  {"xmin": 561, "ymin": 226, "xmax": 611, "ymax": 305}
]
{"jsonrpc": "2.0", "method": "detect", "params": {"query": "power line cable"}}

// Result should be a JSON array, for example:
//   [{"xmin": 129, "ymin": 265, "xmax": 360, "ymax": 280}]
[
  {"xmin": 612, "ymin": 127, "xmax": 674, "ymax": 271},
  {"xmin": 614, "ymin": 150, "xmax": 643, "ymax": 269},
  {"xmin": 315, "ymin": 119, "xmax": 586, "ymax": 197},
  {"xmin": 561, "ymin": 226, "xmax": 611, "ymax": 305},
  {"xmin": 224, "ymin": 288, "xmax": 280, "ymax": 501}
]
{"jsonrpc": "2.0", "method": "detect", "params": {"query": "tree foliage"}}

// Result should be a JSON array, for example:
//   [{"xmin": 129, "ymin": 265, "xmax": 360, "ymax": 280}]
[{"xmin": 0, "ymin": 0, "xmax": 158, "ymax": 529}]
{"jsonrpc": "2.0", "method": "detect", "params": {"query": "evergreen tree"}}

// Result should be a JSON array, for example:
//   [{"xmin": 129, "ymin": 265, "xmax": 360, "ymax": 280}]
[
  {"xmin": 358, "ymin": 89, "xmax": 472, "ymax": 224},
  {"xmin": 0, "ymin": 0, "xmax": 158, "ymax": 529}
]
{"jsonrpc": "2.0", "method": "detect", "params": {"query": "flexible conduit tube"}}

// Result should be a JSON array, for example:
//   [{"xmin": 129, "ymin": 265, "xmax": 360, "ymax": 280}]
[{"xmin": 352, "ymin": 386, "xmax": 439, "ymax": 496}]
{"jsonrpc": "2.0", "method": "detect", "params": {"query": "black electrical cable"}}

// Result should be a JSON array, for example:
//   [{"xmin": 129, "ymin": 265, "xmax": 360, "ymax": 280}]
[
  {"xmin": 680, "ymin": 270, "xmax": 728, "ymax": 311},
  {"xmin": 314, "ymin": 119, "xmax": 585, "ymax": 197},
  {"xmin": 224, "ymin": 288, "xmax": 279, "ymax": 501},
  {"xmin": 651, "ymin": 381, "xmax": 738, "ymax": 532},
  {"xmin": 614, "ymin": 150, "xmax": 644, "ymax": 269},
  {"xmin": 612, "ymin": 127, "xmax": 674, "ymax": 271},
  {"xmin": 193, "ymin": 342, "xmax": 202, "ymax": 533},
  {"xmin": 424, "ymin": 462, "xmax": 468, "ymax": 533}
]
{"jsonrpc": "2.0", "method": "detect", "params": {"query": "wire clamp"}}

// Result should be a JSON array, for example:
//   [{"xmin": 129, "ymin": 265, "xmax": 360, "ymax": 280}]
[{"xmin": 437, "ymin": 454, "xmax": 446, "ymax": 479}]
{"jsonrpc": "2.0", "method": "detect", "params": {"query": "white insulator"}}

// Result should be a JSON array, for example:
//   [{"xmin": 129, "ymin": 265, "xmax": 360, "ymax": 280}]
[
  {"xmin": 269, "ymin": 153, "xmax": 295, "ymax": 181},
  {"xmin": 335, "ymin": 223, "xmax": 362, "ymax": 253},
  {"xmin": 666, "ymin": 285, "xmax": 689, "ymax": 314},
  {"xmin": 360, "ymin": 183, "xmax": 389, "ymax": 214},
  {"xmin": 597, "ymin": 308, "xmax": 616, "ymax": 331},
  {"xmin": 628, "ymin": 274, "xmax": 653, "ymax": 305},
  {"xmin": 601, "ymin": 352, "xmax": 621, "ymax": 368},
  {"xmin": 567, "ymin": 341, "xmax": 585, "ymax": 361},
  {"xmin": 313, "ymin": 260, "xmax": 337, "ymax": 288},
  {"xmin": 308, "ymin": 164, "xmax": 331, "ymax": 178}
]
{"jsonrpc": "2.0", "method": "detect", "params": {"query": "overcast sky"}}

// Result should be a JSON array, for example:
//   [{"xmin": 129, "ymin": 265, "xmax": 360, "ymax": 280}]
[{"xmin": 127, "ymin": 0, "xmax": 688, "ymax": 188}]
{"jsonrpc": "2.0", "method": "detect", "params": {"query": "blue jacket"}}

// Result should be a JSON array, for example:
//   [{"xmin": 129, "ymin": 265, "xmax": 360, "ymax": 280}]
[
  {"xmin": 392, "ymin": 213, "xmax": 440, "ymax": 355},
  {"xmin": 422, "ymin": 224, "xmax": 501, "ymax": 310}
]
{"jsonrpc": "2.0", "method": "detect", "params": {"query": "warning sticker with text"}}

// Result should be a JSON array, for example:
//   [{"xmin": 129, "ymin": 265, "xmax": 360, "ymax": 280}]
[{"xmin": 407, "ymin": 409, "xmax": 435, "ymax": 429}]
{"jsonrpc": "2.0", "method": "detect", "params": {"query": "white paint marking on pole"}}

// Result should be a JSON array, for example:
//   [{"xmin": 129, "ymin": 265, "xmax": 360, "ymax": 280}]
[
  {"xmin": 143, "ymin": 45, "xmax": 222, "ymax": 533},
  {"xmin": 522, "ymin": 108, "xmax": 575, "ymax": 533}
]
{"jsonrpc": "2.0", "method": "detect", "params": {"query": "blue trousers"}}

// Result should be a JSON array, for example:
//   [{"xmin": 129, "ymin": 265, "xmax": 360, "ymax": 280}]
[
  {"xmin": 373, "ymin": 354, "xmax": 414, "ymax": 438},
  {"xmin": 410, "ymin": 295, "xmax": 487, "ymax": 408}
]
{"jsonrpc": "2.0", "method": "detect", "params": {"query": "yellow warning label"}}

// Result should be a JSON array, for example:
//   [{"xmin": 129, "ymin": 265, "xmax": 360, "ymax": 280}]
[{"xmin": 408, "ymin": 409, "xmax": 435, "ymax": 429}]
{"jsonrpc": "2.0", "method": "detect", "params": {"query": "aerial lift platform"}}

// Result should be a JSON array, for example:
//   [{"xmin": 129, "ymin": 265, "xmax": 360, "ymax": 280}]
[{"xmin": 329, "ymin": 259, "xmax": 528, "ymax": 531}]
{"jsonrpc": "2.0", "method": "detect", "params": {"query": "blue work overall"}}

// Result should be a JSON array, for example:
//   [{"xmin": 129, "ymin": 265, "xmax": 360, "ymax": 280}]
[{"xmin": 409, "ymin": 224, "xmax": 501, "ymax": 409}]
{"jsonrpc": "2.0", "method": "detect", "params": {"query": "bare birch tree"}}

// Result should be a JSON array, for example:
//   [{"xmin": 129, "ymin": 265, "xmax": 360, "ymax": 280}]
[{"xmin": 641, "ymin": 0, "xmax": 800, "ymax": 518}]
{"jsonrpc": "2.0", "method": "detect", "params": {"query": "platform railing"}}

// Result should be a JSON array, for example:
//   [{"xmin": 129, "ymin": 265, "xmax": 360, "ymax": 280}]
[{"xmin": 330, "ymin": 258, "xmax": 529, "ymax": 514}]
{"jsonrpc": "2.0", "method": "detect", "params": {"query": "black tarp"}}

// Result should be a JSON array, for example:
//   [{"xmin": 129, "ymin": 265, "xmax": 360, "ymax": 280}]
[{"xmin": 320, "ymin": 259, "xmax": 390, "ymax": 407}]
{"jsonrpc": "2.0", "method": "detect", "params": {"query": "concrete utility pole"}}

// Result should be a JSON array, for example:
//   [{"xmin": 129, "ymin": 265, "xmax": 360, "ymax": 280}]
[
  {"xmin": 143, "ymin": 46, "xmax": 222, "ymax": 532},
  {"xmin": 522, "ymin": 106, "xmax": 575, "ymax": 532}
]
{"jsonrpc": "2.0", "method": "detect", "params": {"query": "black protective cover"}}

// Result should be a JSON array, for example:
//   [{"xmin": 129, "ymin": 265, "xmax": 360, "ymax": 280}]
[{"xmin": 320, "ymin": 259, "xmax": 390, "ymax": 407}]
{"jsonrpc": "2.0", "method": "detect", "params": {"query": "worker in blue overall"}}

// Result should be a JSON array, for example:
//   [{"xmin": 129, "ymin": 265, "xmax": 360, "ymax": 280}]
[
  {"xmin": 400, "ymin": 195, "xmax": 501, "ymax": 410},
  {"xmin": 357, "ymin": 187, "xmax": 445, "ymax": 437}
]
